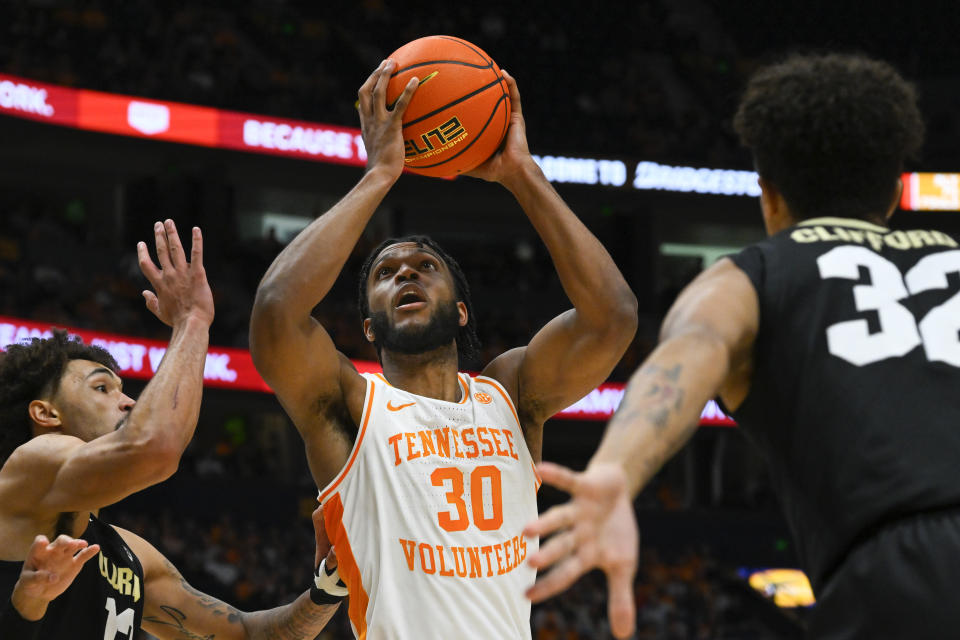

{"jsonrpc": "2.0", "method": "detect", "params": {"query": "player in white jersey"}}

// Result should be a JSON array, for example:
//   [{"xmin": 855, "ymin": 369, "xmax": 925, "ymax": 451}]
[{"xmin": 250, "ymin": 59, "xmax": 637, "ymax": 639}]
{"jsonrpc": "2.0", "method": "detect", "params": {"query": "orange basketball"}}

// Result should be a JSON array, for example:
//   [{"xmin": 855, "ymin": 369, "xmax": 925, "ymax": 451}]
[{"xmin": 385, "ymin": 35, "xmax": 511, "ymax": 178}]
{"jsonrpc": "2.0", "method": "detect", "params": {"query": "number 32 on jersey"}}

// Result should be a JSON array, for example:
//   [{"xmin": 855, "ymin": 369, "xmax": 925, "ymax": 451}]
[{"xmin": 818, "ymin": 246, "xmax": 960, "ymax": 367}]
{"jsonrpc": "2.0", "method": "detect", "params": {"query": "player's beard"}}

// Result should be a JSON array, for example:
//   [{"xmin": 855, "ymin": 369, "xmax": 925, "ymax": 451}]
[{"xmin": 370, "ymin": 299, "xmax": 460, "ymax": 355}]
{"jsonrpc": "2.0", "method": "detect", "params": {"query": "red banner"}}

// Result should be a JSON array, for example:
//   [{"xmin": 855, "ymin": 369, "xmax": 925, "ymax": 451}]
[
  {"xmin": 0, "ymin": 72, "xmax": 368, "ymax": 166},
  {"xmin": 0, "ymin": 315, "xmax": 735, "ymax": 425}
]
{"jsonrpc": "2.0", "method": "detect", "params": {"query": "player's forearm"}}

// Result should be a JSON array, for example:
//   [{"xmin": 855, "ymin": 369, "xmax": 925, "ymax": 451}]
[
  {"xmin": 591, "ymin": 332, "xmax": 729, "ymax": 496},
  {"xmin": 504, "ymin": 160, "xmax": 636, "ymax": 327},
  {"xmin": 254, "ymin": 169, "xmax": 396, "ymax": 316},
  {"xmin": 239, "ymin": 592, "xmax": 339, "ymax": 640},
  {"xmin": 119, "ymin": 314, "xmax": 209, "ymax": 465}
]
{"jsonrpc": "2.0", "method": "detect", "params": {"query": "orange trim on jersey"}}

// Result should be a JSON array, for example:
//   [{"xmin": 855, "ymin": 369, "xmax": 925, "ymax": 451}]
[
  {"xmin": 531, "ymin": 461, "xmax": 542, "ymax": 492},
  {"xmin": 318, "ymin": 379, "xmax": 376, "ymax": 504},
  {"xmin": 475, "ymin": 376, "xmax": 521, "ymax": 432},
  {"xmin": 324, "ymin": 494, "xmax": 369, "ymax": 639},
  {"xmin": 374, "ymin": 372, "xmax": 391, "ymax": 386},
  {"xmin": 457, "ymin": 374, "xmax": 469, "ymax": 404}
]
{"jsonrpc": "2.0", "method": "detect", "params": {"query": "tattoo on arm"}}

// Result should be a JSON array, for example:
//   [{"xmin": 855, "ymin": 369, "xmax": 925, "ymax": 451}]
[
  {"xmin": 609, "ymin": 362, "xmax": 699, "ymax": 482},
  {"xmin": 144, "ymin": 605, "xmax": 214, "ymax": 640},
  {"xmin": 617, "ymin": 363, "xmax": 687, "ymax": 433},
  {"xmin": 144, "ymin": 560, "xmax": 242, "ymax": 639},
  {"xmin": 240, "ymin": 593, "xmax": 341, "ymax": 640}
]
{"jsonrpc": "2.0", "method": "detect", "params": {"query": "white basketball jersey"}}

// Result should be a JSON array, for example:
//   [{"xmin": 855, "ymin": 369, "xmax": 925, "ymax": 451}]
[{"xmin": 319, "ymin": 372, "xmax": 541, "ymax": 639}]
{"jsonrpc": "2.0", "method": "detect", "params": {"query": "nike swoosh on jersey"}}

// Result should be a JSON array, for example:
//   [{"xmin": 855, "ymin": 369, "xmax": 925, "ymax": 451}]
[{"xmin": 386, "ymin": 401, "xmax": 416, "ymax": 412}]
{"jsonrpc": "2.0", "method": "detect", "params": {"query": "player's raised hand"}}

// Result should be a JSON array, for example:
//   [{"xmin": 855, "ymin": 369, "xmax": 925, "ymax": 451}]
[
  {"xmin": 523, "ymin": 462, "xmax": 639, "ymax": 639},
  {"xmin": 137, "ymin": 220, "xmax": 215, "ymax": 328},
  {"xmin": 358, "ymin": 59, "xmax": 419, "ymax": 181},
  {"xmin": 12, "ymin": 535, "xmax": 101, "ymax": 620},
  {"xmin": 465, "ymin": 70, "xmax": 533, "ymax": 184}
]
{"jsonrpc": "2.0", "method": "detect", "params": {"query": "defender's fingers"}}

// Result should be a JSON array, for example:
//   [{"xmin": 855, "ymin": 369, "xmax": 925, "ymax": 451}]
[
  {"xmin": 137, "ymin": 241, "xmax": 162, "ymax": 286},
  {"xmin": 522, "ymin": 503, "xmax": 576, "ymax": 539},
  {"xmin": 50, "ymin": 537, "xmax": 87, "ymax": 558},
  {"xmin": 74, "ymin": 544, "xmax": 100, "ymax": 567},
  {"xmin": 153, "ymin": 221, "xmax": 172, "ymax": 270},
  {"xmin": 607, "ymin": 565, "xmax": 637, "ymax": 639},
  {"xmin": 190, "ymin": 227, "xmax": 204, "ymax": 269},
  {"xmin": 525, "ymin": 555, "xmax": 586, "ymax": 603},
  {"xmin": 526, "ymin": 530, "xmax": 577, "ymax": 570},
  {"xmin": 391, "ymin": 76, "xmax": 419, "ymax": 117},
  {"xmin": 536, "ymin": 462, "xmax": 579, "ymax": 493},
  {"xmin": 163, "ymin": 220, "xmax": 187, "ymax": 269},
  {"xmin": 142, "ymin": 291, "xmax": 160, "ymax": 316},
  {"xmin": 27, "ymin": 535, "xmax": 50, "ymax": 560}
]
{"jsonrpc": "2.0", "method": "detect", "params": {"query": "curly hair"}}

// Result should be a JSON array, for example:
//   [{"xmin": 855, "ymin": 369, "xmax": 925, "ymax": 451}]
[
  {"xmin": 0, "ymin": 329, "xmax": 119, "ymax": 465},
  {"xmin": 733, "ymin": 53, "xmax": 924, "ymax": 221},
  {"xmin": 357, "ymin": 235, "xmax": 481, "ymax": 369}
]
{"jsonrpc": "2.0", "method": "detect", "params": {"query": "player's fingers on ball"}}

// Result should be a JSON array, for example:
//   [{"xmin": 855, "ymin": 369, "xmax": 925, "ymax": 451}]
[
  {"xmin": 525, "ymin": 555, "xmax": 585, "ymax": 603},
  {"xmin": 501, "ymin": 70, "xmax": 521, "ymax": 113},
  {"xmin": 372, "ymin": 59, "xmax": 396, "ymax": 114},
  {"xmin": 392, "ymin": 76, "xmax": 419, "ymax": 117},
  {"xmin": 537, "ymin": 461, "xmax": 579, "ymax": 493},
  {"xmin": 607, "ymin": 566, "xmax": 637, "ymax": 639}
]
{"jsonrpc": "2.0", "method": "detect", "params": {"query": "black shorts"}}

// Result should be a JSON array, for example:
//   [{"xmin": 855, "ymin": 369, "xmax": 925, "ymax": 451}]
[{"xmin": 807, "ymin": 509, "xmax": 960, "ymax": 639}]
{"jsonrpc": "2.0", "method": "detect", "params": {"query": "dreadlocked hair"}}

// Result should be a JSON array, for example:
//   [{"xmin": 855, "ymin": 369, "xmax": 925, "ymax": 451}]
[
  {"xmin": 357, "ymin": 235, "xmax": 482, "ymax": 369},
  {"xmin": 0, "ymin": 329, "xmax": 119, "ymax": 465}
]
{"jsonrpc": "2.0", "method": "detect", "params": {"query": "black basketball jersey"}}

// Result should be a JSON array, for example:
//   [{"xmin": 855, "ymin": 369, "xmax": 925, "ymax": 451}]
[
  {"xmin": 0, "ymin": 514, "xmax": 144, "ymax": 640},
  {"xmin": 729, "ymin": 216, "xmax": 960, "ymax": 593}
]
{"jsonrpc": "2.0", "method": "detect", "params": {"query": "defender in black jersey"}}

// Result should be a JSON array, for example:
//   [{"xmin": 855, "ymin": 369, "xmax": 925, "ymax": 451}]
[
  {"xmin": 525, "ymin": 54, "xmax": 954, "ymax": 639},
  {"xmin": 0, "ymin": 221, "xmax": 342, "ymax": 639}
]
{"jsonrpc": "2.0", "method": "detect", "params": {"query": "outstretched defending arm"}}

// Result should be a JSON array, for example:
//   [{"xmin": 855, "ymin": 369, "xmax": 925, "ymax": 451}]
[
  {"xmin": 249, "ymin": 60, "xmax": 419, "ymax": 487},
  {"xmin": 523, "ymin": 258, "xmax": 759, "ymax": 638},
  {"xmin": 474, "ymin": 73, "xmax": 637, "ymax": 447},
  {"xmin": 0, "ymin": 220, "xmax": 214, "ymax": 516}
]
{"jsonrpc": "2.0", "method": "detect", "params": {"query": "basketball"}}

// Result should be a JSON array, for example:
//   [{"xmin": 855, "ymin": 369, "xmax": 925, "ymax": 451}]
[{"xmin": 385, "ymin": 35, "xmax": 511, "ymax": 178}]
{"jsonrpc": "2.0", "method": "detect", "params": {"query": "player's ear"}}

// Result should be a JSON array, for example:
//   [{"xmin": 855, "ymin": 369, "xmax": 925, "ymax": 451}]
[
  {"xmin": 363, "ymin": 318, "xmax": 376, "ymax": 343},
  {"xmin": 29, "ymin": 399, "xmax": 62, "ymax": 431},
  {"xmin": 456, "ymin": 302, "xmax": 468, "ymax": 328}
]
